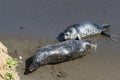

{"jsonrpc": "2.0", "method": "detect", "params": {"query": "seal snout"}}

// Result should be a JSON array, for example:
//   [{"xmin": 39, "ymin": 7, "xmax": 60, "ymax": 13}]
[
  {"xmin": 24, "ymin": 56, "xmax": 39, "ymax": 75},
  {"xmin": 56, "ymin": 33, "xmax": 66, "ymax": 41},
  {"xmin": 28, "ymin": 66, "xmax": 35, "ymax": 72},
  {"xmin": 24, "ymin": 65, "xmax": 37, "ymax": 75}
]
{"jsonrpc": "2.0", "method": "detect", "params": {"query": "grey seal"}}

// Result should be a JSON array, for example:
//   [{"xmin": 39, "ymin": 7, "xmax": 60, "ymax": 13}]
[
  {"xmin": 24, "ymin": 40, "xmax": 96, "ymax": 74},
  {"xmin": 57, "ymin": 22, "xmax": 113, "ymax": 41}
]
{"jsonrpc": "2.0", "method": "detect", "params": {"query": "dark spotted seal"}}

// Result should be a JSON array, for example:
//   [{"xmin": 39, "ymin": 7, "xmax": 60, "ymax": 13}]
[
  {"xmin": 57, "ymin": 22, "xmax": 112, "ymax": 41},
  {"xmin": 24, "ymin": 40, "xmax": 96, "ymax": 74}
]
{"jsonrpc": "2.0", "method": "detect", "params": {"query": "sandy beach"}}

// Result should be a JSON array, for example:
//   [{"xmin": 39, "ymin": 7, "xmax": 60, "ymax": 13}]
[{"xmin": 0, "ymin": 0, "xmax": 120, "ymax": 80}]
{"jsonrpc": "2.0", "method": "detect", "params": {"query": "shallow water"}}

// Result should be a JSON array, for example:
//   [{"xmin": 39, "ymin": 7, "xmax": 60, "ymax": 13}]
[{"xmin": 0, "ymin": 0, "xmax": 120, "ymax": 80}]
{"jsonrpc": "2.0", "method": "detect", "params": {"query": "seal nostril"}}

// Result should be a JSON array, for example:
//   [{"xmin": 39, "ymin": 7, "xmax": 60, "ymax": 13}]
[
  {"xmin": 24, "ymin": 70, "xmax": 30, "ymax": 75},
  {"xmin": 24, "ymin": 67, "xmax": 35, "ymax": 75},
  {"xmin": 24, "ymin": 72, "xmax": 28, "ymax": 75},
  {"xmin": 29, "ymin": 68, "xmax": 34, "ymax": 72}
]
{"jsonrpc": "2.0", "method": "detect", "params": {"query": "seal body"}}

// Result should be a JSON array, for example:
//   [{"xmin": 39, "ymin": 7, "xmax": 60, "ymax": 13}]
[
  {"xmin": 59, "ymin": 22, "xmax": 110, "ymax": 41},
  {"xmin": 25, "ymin": 40, "xmax": 95, "ymax": 74}
]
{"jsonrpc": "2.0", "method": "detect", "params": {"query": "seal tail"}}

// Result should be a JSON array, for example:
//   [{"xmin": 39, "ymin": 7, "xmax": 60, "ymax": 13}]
[{"xmin": 102, "ymin": 24, "xmax": 111, "ymax": 29}]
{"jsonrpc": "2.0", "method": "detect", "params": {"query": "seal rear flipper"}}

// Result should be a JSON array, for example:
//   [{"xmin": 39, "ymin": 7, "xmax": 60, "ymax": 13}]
[
  {"xmin": 76, "ymin": 35, "xmax": 82, "ymax": 40},
  {"xmin": 102, "ymin": 24, "xmax": 111, "ymax": 29},
  {"xmin": 101, "ymin": 31, "xmax": 118, "ymax": 42}
]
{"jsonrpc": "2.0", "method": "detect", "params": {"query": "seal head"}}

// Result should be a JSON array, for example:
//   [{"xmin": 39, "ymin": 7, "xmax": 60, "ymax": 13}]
[
  {"xmin": 26, "ymin": 51, "xmax": 47, "ymax": 74},
  {"xmin": 63, "ymin": 24, "xmax": 79, "ymax": 40},
  {"xmin": 27, "ymin": 56, "xmax": 41, "ymax": 72}
]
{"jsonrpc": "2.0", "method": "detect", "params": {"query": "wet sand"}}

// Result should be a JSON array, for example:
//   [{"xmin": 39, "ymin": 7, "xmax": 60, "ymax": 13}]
[
  {"xmin": 0, "ymin": 30, "xmax": 120, "ymax": 80},
  {"xmin": 0, "ymin": 0, "xmax": 120, "ymax": 80}
]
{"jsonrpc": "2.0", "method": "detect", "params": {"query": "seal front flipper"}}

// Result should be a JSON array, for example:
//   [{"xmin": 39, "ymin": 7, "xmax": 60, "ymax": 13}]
[
  {"xmin": 76, "ymin": 35, "xmax": 82, "ymax": 40},
  {"xmin": 101, "ymin": 31, "xmax": 118, "ymax": 42}
]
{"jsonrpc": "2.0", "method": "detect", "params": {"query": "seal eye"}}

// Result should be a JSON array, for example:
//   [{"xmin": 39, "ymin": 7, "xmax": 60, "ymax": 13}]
[
  {"xmin": 63, "ymin": 32, "xmax": 71, "ymax": 39},
  {"xmin": 65, "ymin": 34, "xmax": 69, "ymax": 36},
  {"xmin": 64, "ymin": 32, "xmax": 70, "ymax": 36}
]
